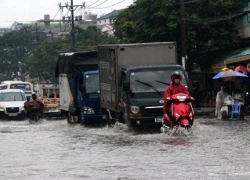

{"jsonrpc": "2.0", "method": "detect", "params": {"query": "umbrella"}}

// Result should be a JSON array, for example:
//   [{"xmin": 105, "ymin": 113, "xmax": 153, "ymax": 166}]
[{"xmin": 212, "ymin": 69, "xmax": 249, "ymax": 82}]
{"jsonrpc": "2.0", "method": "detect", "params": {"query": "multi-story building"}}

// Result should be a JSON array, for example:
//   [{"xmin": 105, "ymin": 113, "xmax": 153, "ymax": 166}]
[{"xmin": 97, "ymin": 9, "xmax": 123, "ymax": 35}]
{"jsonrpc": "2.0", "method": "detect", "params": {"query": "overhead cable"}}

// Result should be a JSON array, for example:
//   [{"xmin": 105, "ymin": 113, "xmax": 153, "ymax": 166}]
[
  {"xmin": 88, "ymin": 0, "xmax": 108, "ymax": 8},
  {"xmin": 185, "ymin": 10, "xmax": 250, "ymax": 27},
  {"xmin": 52, "ymin": 9, "xmax": 60, "ymax": 20},
  {"xmin": 86, "ymin": 0, "xmax": 101, "ymax": 8},
  {"xmin": 90, "ymin": 0, "xmax": 126, "ymax": 9}
]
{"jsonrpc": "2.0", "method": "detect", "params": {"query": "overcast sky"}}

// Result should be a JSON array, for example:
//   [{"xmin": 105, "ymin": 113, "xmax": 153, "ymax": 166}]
[{"xmin": 0, "ymin": 0, "xmax": 133, "ymax": 28}]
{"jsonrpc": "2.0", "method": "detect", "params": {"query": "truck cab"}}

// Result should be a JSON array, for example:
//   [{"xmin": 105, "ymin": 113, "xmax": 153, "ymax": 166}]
[
  {"xmin": 119, "ymin": 65, "xmax": 189, "ymax": 127},
  {"xmin": 77, "ymin": 70, "xmax": 104, "ymax": 123}
]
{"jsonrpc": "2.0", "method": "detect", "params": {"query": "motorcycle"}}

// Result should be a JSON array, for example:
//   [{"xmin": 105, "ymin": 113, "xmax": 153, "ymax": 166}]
[
  {"xmin": 29, "ymin": 108, "xmax": 42, "ymax": 123},
  {"xmin": 161, "ymin": 93, "xmax": 194, "ymax": 134}
]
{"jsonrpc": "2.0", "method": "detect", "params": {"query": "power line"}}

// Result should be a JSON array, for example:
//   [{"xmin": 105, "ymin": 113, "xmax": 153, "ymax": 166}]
[
  {"xmin": 52, "ymin": 9, "xmax": 60, "ymax": 20},
  {"xmin": 90, "ymin": 0, "xmax": 126, "ymax": 9},
  {"xmin": 181, "ymin": 0, "xmax": 201, "ymax": 4},
  {"xmin": 74, "ymin": 6, "xmax": 83, "ymax": 16},
  {"xmin": 87, "ymin": 0, "xmax": 101, "ymax": 7},
  {"xmin": 88, "ymin": 0, "xmax": 108, "ymax": 8},
  {"xmin": 185, "ymin": 10, "xmax": 250, "ymax": 27}
]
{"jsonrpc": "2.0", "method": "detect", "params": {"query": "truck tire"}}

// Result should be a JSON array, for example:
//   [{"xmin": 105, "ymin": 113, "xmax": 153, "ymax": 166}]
[
  {"xmin": 67, "ymin": 112, "xmax": 78, "ymax": 124},
  {"xmin": 106, "ymin": 113, "xmax": 114, "ymax": 127},
  {"xmin": 124, "ymin": 115, "xmax": 136, "ymax": 128}
]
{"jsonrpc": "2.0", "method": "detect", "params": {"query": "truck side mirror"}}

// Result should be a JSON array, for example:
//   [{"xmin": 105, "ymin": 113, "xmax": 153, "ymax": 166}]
[
  {"xmin": 123, "ymin": 81, "xmax": 130, "ymax": 91},
  {"xmin": 80, "ymin": 85, "xmax": 86, "ymax": 93}
]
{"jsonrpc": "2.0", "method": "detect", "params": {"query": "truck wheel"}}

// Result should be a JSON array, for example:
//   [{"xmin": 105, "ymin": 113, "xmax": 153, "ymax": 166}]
[
  {"xmin": 67, "ymin": 112, "xmax": 78, "ymax": 124},
  {"xmin": 124, "ymin": 116, "xmax": 136, "ymax": 128},
  {"xmin": 106, "ymin": 114, "xmax": 114, "ymax": 127}
]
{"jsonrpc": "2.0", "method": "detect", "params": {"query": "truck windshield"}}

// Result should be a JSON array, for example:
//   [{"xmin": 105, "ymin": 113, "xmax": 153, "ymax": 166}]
[
  {"xmin": 85, "ymin": 74, "xmax": 100, "ymax": 93},
  {"xmin": 130, "ymin": 69, "xmax": 187, "ymax": 93}
]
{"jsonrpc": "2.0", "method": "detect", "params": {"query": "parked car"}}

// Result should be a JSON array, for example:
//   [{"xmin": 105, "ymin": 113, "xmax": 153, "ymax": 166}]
[{"xmin": 0, "ymin": 89, "xmax": 27, "ymax": 119}]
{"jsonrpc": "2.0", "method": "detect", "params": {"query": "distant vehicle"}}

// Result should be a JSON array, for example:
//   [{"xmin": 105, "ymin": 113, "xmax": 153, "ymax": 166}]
[
  {"xmin": 0, "ymin": 89, "xmax": 26, "ymax": 119},
  {"xmin": 0, "ymin": 81, "xmax": 33, "ymax": 98},
  {"xmin": 34, "ymin": 83, "xmax": 61, "ymax": 118}
]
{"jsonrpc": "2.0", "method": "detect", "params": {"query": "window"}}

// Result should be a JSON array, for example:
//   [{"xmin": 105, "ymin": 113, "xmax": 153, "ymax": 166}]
[
  {"xmin": 0, "ymin": 85, "xmax": 7, "ymax": 90},
  {"xmin": 0, "ymin": 92, "xmax": 26, "ymax": 101}
]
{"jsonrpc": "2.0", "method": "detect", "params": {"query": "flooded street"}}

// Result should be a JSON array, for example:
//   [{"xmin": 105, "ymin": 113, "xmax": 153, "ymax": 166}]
[{"xmin": 0, "ymin": 117, "xmax": 250, "ymax": 180}]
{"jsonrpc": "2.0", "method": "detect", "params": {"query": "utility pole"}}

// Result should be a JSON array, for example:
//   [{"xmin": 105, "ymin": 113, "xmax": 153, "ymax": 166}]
[
  {"xmin": 70, "ymin": 0, "xmax": 75, "ymax": 47},
  {"xmin": 35, "ymin": 23, "xmax": 38, "ymax": 45},
  {"xmin": 59, "ymin": 1, "xmax": 85, "ymax": 50},
  {"xmin": 180, "ymin": 0, "xmax": 188, "ymax": 73}
]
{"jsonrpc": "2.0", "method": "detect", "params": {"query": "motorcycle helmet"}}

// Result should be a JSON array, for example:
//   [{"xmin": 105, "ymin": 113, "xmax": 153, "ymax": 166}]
[
  {"xmin": 171, "ymin": 71, "xmax": 182, "ymax": 81},
  {"xmin": 31, "ymin": 92, "xmax": 37, "ymax": 98}
]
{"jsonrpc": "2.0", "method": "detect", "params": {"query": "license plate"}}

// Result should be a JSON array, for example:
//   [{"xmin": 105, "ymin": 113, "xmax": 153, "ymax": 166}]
[
  {"xmin": 154, "ymin": 117, "xmax": 163, "ymax": 123},
  {"xmin": 9, "ymin": 113, "xmax": 18, "ymax": 117}
]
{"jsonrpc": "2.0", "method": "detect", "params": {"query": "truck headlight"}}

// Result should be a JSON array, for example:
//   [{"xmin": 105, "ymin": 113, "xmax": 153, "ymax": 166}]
[
  {"xmin": 84, "ymin": 106, "xmax": 95, "ymax": 114},
  {"xmin": 130, "ymin": 105, "xmax": 140, "ymax": 114},
  {"xmin": 0, "ymin": 104, "xmax": 4, "ymax": 109}
]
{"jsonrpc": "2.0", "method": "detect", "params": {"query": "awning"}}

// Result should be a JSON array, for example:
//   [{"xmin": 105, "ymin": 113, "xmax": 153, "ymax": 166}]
[{"xmin": 224, "ymin": 48, "xmax": 250, "ymax": 64}]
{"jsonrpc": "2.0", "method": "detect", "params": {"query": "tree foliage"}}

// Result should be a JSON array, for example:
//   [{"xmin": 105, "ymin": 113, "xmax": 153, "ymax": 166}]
[
  {"xmin": 0, "ymin": 25, "xmax": 118, "ymax": 82},
  {"xmin": 0, "ymin": 26, "xmax": 46, "ymax": 81},
  {"xmin": 23, "ymin": 26, "xmax": 118, "ymax": 81},
  {"xmin": 114, "ymin": 0, "xmax": 249, "ymax": 69}
]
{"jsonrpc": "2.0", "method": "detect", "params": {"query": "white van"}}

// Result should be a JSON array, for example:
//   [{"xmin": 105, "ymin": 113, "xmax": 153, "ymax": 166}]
[
  {"xmin": 0, "ymin": 81, "xmax": 33, "ymax": 98},
  {"xmin": 0, "ymin": 89, "xmax": 27, "ymax": 119}
]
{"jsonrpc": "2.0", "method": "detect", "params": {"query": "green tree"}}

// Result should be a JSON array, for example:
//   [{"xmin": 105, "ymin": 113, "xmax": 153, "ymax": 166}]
[
  {"xmin": 24, "ymin": 42, "xmax": 70, "ymax": 81},
  {"xmin": 74, "ymin": 26, "xmax": 118, "ymax": 50},
  {"xmin": 23, "ymin": 26, "xmax": 118, "ymax": 81},
  {"xmin": 114, "ymin": 0, "xmax": 249, "ymax": 69},
  {"xmin": 0, "ymin": 26, "xmax": 46, "ymax": 81}
]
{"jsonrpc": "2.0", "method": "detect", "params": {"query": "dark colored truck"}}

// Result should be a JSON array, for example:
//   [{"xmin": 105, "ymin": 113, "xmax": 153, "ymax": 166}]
[
  {"xmin": 56, "ymin": 51, "xmax": 105, "ymax": 124},
  {"xmin": 98, "ymin": 42, "xmax": 189, "ymax": 127}
]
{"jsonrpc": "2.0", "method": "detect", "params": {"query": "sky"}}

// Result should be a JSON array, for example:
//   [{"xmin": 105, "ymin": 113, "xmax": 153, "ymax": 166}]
[{"xmin": 0, "ymin": 0, "xmax": 134, "ymax": 28}]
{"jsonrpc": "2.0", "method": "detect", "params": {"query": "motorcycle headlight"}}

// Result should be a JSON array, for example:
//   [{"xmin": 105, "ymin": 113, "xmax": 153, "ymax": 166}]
[
  {"xmin": 130, "ymin": 105, "xmax": 140, "ymax": 114},
  {"xmin": 84, "ymin": 106, "xmax": 95, "ymax": 114}
]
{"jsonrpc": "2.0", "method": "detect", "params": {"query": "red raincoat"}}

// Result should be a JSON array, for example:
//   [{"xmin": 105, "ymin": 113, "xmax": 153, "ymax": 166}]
[
  {"xmin": 163, "ymin": 83, "xmax": 189, "ymax": 113},
  {"xmin": 29, "ymin": 98, "xmax": 44, "ymax": 109}
]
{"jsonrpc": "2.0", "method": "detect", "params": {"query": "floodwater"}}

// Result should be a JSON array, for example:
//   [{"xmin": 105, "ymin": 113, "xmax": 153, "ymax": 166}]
[{"xmin": 0, "ymin": 117, "xmax": 250, "ymax": 180}]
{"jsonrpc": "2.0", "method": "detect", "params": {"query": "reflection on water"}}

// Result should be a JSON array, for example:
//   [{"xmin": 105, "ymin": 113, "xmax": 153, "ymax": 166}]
[{"xmin": 0, "ymin": 118, "xmax": 250, "ymax": 179}]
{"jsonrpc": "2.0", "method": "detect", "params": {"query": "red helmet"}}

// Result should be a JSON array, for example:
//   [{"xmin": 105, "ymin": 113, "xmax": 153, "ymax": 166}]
[{"xmin": 171, "ymin": 71, "xmax": 182, "ymax": 81}]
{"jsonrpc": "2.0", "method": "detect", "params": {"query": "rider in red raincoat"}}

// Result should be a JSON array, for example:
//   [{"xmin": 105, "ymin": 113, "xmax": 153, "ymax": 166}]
[
  {"xmin": 28, "ymin": 92, "xmax": 44, "ymax": 119},
  {"xmin": 163, "ymin": 71, "xmax": 190, "ymax": 126}
]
